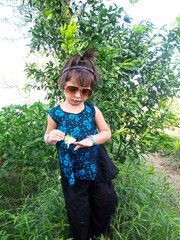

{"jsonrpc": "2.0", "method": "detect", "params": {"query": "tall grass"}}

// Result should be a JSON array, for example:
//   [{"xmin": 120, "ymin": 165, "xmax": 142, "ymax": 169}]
[
  {"xmin": 0, "ymin": 103, "xmax": 179, "ymax": 239},
  {"xmin": 110, "ymin": 160, "xmax": 180, "ymax": 240},
  {"xmin": 0, "ymin": 170, "xmax": 71, "ymax": 240},
  {"xmin": 158, "ymin": 128, "xmax": 180, "ymax": 169},
  {"xmin": 1, "ymin": 160, "xmax": 179, "ymax": 240}
]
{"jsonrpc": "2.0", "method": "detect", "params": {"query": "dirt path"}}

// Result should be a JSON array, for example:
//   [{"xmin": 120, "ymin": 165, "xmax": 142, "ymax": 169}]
[{"xmin": 144, "ymin": 153, "xmax": 180, "ymax": 192}]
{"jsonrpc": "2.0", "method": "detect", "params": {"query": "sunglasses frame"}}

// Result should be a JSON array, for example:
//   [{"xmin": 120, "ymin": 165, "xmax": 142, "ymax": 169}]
[{"xmin": 64, "ymin": 85, "xmax": 93, "ymax": 97}]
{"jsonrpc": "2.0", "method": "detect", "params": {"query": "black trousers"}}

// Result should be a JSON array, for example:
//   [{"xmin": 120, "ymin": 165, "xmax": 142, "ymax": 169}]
[{"xmin": 61, "ymin": 168, "xmax": 118, "ymax": 240}]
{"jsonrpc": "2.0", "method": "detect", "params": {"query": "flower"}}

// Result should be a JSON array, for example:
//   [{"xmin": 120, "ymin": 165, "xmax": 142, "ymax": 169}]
[{"xmin": 64, "ymin": 135, "xmax": 76, "ymax": 148}]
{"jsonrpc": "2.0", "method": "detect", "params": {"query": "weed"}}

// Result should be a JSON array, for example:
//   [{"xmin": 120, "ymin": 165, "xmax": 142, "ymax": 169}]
[
  {"xmin": 110, "ymin": 161, "xmax": 180, "ymax": 240},
  {"xmin": 0, "ymin": 103, "xmax": 179, "ymax": 239}
]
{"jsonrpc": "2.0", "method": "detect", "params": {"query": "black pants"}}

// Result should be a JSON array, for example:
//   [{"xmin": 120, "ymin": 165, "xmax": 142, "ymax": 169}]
[{"xmin": 61, "ymin": 169, "xmax": 118, "ymax": 240}]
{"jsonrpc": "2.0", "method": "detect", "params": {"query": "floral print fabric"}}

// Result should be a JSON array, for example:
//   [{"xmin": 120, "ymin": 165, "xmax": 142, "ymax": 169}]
[{"xmin": 49, "ymin": 102, "xmax": 99, "ymax": 185}]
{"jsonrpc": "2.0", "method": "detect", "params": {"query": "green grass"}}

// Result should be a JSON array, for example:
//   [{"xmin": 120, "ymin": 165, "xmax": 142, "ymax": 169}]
[
  {"xmin": 0, "ymin": 159, "xmax": 179, "ymax": 240},
  {"xmin": 159, "ymin": 128, "xmax": 180, "ymax": 169},
  {"xmin": 0, "ymin": 170, "xmax": 71, "ymax": 240},
  {"xmin": 0, "ymin": 103, "xmax": 179, "ymax": 239},
  {"xmin": 110, "ymin": 159, "xmax": 180, "ymax": 240}
]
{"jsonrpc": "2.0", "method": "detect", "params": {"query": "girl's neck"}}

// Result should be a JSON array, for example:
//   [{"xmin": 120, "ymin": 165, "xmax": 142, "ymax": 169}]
[{"xmin": 61, "ymin": 101, "xmax": 85, "ymax": 114}]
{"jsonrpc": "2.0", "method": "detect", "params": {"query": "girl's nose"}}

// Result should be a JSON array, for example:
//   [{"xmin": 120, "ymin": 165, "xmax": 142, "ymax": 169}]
[{"xmin": 74, "ymin": 90, "xmax": 81, "ymax": 97}]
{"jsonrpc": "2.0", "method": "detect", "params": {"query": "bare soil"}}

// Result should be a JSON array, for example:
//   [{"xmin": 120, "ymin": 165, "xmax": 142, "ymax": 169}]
[{"xmin": 144, "ymin": 153, "xmax": 180, "ymax": 192}]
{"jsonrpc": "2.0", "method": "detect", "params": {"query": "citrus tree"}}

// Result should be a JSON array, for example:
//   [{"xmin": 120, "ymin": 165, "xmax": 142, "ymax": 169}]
[{"xmin": 24, "ymin": 0, "xmax": 180, "ymax": 161}]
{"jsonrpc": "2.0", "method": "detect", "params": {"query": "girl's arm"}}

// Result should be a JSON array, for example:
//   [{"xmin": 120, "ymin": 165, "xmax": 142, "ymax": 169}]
[
  {"xmin": 74, "ymin": 106, "xmax": 111, "ymax": 150},
  {"xmin": 93, "ymin": 106, "xmax": 111, "ymax": 143},
  {"xmin": 44, "ymin": 114, "xmax": 65, "ymax": 145}
]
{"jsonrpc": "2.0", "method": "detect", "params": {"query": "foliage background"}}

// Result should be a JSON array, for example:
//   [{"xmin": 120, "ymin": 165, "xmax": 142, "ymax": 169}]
[
  {"xmin": 24, "ymin": 0, "xmax": 180, "ymax": 161},
  {"xmin": 0, "ymin": 0, "xmax": 180, "ymax": 239},
  {"xmin": 0, "ymin": 103, "xmax": 179, "ymax": 240}
]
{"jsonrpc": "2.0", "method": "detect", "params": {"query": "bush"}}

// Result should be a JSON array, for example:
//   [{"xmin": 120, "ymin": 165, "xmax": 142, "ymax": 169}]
[
  {"xmin": 0, "ymin": 102, "xmax": 57, "ymax": 198},
  {"xmin": 0, "ymin": 102, "xmax": 179, "ymax": 239},
  {"xmin": 111, "ymin": 160, "xmax": 180, "ymax": 240},
  {"xmin": 1, "ymin": 160, "xmax": 179, "ymax": 240},
  {"xmin": 0, "ymin": 170, "xmax": 70, "ymax": 240}
]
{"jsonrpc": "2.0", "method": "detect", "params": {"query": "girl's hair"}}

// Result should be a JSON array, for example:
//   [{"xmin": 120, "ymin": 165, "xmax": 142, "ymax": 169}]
[{"xmin": 59, "ymin": 47, "xmax": 99, "ymax": 90}]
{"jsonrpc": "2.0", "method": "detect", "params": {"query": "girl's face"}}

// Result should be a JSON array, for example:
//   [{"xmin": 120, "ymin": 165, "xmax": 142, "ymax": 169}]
[{"xmin": 64, "ymin": 77, "xmax": 92, "ymax": 106}]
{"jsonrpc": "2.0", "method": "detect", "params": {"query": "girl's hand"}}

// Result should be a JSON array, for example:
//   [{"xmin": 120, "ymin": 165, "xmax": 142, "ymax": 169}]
[
  {"xmin": 48, "ymin": 129, "xmax": 65, "ymax": 144},
  {"xmin": 73, "ymin": 138, "xmax": 93, "ymax": 151}
]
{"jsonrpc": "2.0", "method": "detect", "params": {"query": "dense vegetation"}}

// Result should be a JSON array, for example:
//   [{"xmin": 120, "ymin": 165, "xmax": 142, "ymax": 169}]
[
  {"xmin": 24, "ymin": 0, "xmax": 180, "ymax": 161},
  {"xmin": 0, "ymin": 0, "xmax": 180, "ymax": 239},
  {"xmin": 0, "ymin": 103, "xmax": 179, "ymax": 239}
]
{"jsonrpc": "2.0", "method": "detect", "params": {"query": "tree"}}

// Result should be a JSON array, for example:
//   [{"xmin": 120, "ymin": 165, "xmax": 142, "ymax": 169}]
[{"xmin": 24, "ymin": 0, "xmax": 180, "ymax": 161}]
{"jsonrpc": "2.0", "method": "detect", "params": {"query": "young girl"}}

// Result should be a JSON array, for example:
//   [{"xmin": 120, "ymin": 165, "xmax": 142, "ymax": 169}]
[{"xmin": 44, "ymin": 48, "xmax": 118, "ymax": 240}]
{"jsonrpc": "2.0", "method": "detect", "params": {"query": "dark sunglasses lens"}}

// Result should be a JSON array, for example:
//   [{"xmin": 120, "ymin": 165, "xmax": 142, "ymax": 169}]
[
  {"xmin": 65, "ymin": 86, "xmax": 92, "ymax": 97},
  {"xmin": 82, "ymin": 89, "xmax": 92, "ymax": 97},
  {"xmin": 66, "ymin": 86, "xmax": 78, "ymax": 94}
]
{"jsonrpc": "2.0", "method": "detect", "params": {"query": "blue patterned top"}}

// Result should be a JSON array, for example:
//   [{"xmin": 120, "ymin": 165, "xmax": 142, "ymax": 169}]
[{"xmin": 49, "ymin": 102, "xmax": 99, "ymax": 186}]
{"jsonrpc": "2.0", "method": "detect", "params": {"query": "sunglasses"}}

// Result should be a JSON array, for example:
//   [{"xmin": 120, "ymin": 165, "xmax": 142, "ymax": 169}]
[{"xmin": 64, "ymin": 85, "xmax": 93, "ymax": 97}]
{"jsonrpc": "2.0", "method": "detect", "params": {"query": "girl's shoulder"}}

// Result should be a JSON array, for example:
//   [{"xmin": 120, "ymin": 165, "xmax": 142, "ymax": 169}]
[
  {"xmin": 85, "ymin": 102, "xmax": 96, "ymax": 114},
  {"xmin": 49, "ymin": 105, "xmax": 60, "ymax": 110},
  {"xmin": 85, "ymin": 102, "xmax": 101, "ymax": 113},
  {"xmin": 49, "ymin": 105, "xmax": 61, "ymax": 113},
  {"xmin": 48, "ymin": 105, "xmax": 62, "ymax": 119}
]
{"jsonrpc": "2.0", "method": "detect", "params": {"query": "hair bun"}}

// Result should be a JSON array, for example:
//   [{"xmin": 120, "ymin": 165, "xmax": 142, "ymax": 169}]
[
  {"xmin": 82, "ymin": 45, "xmax": 99, "ymax": 59},
  {"xmin": 80, "ymin": 56, "xmax": 85, "ymax": 62}
]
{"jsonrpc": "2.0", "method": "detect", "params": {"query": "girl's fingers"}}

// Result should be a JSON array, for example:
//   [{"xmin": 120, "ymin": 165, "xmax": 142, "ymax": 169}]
[
  {"xmin": 73, "ymin": 138, "xmax": 93, "ymax": 150},
  {"xmin": 73, "ymin": 145, "xmax": 82, "ymax": 151},
  {"xmin": 49, "ymin": 130, "xmax": 65, "ymax": 142}
]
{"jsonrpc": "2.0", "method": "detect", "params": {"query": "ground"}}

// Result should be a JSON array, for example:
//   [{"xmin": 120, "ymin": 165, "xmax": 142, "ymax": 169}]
[{"xmin": 145, "ymin": 152, "xmax": 180, "ymax": 192}]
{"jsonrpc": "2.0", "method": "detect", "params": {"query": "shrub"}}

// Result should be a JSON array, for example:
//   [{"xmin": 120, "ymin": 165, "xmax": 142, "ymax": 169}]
[
  {"xmin": 0, "ymin": 102, "xmax": 57, "ymax": 198},
  {"xmin": 111, "ymin": 160, "xmax": 180, "ymax": 240},
  {"xmin": 0, "ymin": 103, "xmax": 179, "ymax": 239}
]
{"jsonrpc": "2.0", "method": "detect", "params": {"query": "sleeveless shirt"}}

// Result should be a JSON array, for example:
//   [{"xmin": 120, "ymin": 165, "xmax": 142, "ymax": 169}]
[{"xmin": 49, "ymin": 102, "xmax": 99, "ymax": 185}]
